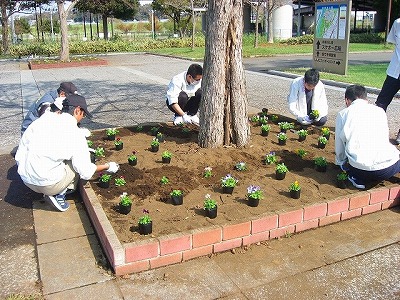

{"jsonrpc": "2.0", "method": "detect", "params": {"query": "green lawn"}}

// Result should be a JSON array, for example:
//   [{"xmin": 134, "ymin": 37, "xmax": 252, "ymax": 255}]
[
  {"xmin": 283, "ymin": 64, "xmax": 388, "ymax": 89},
  {"xmin": 148, "ymin": 43, "xmax": 393, "ymax": 60}
]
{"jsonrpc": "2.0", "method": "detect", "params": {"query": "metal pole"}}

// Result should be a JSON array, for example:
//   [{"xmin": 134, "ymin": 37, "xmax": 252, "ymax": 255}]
[
  {"xmin": 191, "ymin": 0, "xmax": 195, "ymax": 50},
  {"xmin": 151, "ymin": 10, "xmax": 155, "ymax": 39},
  {"xmin": 385, "ymin": 0, "xmax": 393, "ymax": 44}
]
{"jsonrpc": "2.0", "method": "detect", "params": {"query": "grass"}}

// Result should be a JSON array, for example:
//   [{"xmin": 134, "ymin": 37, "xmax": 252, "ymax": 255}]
[
  {"xmin": 148, "ymin": 42, "xmax": 393, "ymax": 60},
  {"xmin": 283, "ymin": 64, "xmax": 388, "ymax": 89}
]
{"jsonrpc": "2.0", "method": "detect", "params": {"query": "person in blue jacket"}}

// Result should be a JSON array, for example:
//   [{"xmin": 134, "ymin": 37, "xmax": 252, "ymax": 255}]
[{"xmin": 21, "ymin": 82, "xmax": 78, "ymax": 135}]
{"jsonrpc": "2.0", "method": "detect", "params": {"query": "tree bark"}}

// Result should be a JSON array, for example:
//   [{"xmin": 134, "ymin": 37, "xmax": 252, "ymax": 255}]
[
  {"xmin": 1, "ymin": 1, "xmax": 9, "ymax": 54},
  {"xmin": 199, "ymin": 0, "xmax": 250, "ymax": 148},
  {"xmin": 102, "ymin": 14, "xmax": 108, "ymax": 40},
  {"xmin": 58, "ymin": 1, "xmax": 70, "ymax": 61}
]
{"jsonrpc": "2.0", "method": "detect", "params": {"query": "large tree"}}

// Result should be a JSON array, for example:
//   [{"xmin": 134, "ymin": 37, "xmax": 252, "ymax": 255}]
[
  {"xmin": 57, "ymin": 0, "xmax": 78, "ymax": 61},
  {"xmin": 199, "ymin": 0, "xmax": 249, "ymax": 148}
]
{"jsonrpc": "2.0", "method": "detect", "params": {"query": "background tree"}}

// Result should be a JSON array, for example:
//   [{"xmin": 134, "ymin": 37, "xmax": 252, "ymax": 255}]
[
  {"xmin": 0, "ymin": 1, "xmax": 38, "ymax": 54},
  {"xmin": 57, "ymin": 0, "xmax": 78, "ymax": 61},
  {"xmin": 199, "ymin": 0, "xmax": 250, "ymax": 148},
  {"xmin": 14, "ymin": 17, "xmax": 31, "ymax": 39},
  {"xmin": 75, "ymin": 0, "xmax": 139, "ymax": 40}
]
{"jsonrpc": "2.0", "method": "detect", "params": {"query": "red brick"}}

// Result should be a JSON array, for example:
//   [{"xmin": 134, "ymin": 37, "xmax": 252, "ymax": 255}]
[
  {"xmin": 192, "ymin": 227, "xmax": 222, "ymax": 248},
  {"xmin": 182, "ymin": 245, "xmax": 213, "ymax": 261},
  {"xmin": 125, "ymin": 240, "xmax": 159, "ymax": 263},
  {"xmin": 319, "ymin": 214, "xmax": 341, "ymax": 226},
  {"xmin": 382, "ymin": 198, "xmax": 400, "ymax": 209},
  {"xmin": 362, "ymin": 203, "xmax": 383, "ymax": 215},
  {"xmin": 242, "ymin": 231, "xmax": 270, "ymax": 246},
  {"xmin": 341, "ymin": 208, "xmax": 362, "ymax": 220},
  {"xmin": 349, "ymin": 193, "xmax": 370, "ymax": 210},
  {"xmin": 149, "ymin": 252, "xmax": 182, "ymax": 269},
  {"xmin": 213, "ymin": 238, "xmax": 242, "ymax": 253},
  {"xmin": 327, "ymin": 198, "xmax": 349, "ymax": 215},
  {"xmin": 269, "ymin": 225, "xmax": 295, "ymax": 239},
  {"xmin": 222, "ymin": 222, "xmax": 251, "ymax": 240},
  {"xmin": 251, "ymin": 215, "xmax": 278, "ymax": 234},
  {"xmin": 303, "ymin": 203, "xmax": 327, "ymax": 221},
  {"xmin": 278, "ymin": 209, "xmax": 303, "ymax": 227},
  {"xmin": 389, "ymin": 186, "xmax": 400, "ymax": 200},
  {"xmin": 369, "ymin": 188, "xmax": 390, "ymax": 204},
  {"xmin": 114, "ymin": 260, "xmax": 150, "ymax": 275},
  {"xmin": 295, "ymin": 219, "xmax": 319, "ymax": 233},
  {"xmin": 159, "ymin": 234, "xmax": 191, "ymax": 255}
]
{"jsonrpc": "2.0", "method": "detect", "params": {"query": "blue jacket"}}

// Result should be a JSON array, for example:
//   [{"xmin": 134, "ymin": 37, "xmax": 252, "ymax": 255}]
[{"xmin": 21, "ymin": 90, "xmax": 58, "ymax": 135}]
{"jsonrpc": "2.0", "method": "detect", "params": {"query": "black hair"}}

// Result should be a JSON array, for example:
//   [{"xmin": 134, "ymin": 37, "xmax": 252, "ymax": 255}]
[
  {"xmin": 187, "ymin": 64, "xmax": 203, "ymax": 78},
  {"xmin": 304, "ymin": 68, "xmax": 320, "ymax": 86},
  {"xmin": 345, "ymin": 85, "xmax": 367, "ymax": 101},
  {"xmin": 61, "ymin": 98, "xmax": 75, "ymax": 115}
]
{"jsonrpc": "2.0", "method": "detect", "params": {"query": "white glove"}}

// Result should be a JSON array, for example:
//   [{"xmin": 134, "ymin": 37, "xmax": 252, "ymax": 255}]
[
  {"xmin": 88, "ymin": 148, "xmax": 95, "ymax": 153},
  {"xmin": 79, "ymin": 127, "xmax": 91, "ymax": 138},
  {"xmin": 297, "ymin": 116, "xmax": 311, "ymax": 125},
  {"xmin": 107, "ymin": 162, "xmax": 119, "ymax": 173},
  {"xmin": 182, "ymin": 114, "xmax": 192, "ymax": 124},
  {"xmin": 304, "ymin": 115, "xmax": 312, "ymax": 123}
]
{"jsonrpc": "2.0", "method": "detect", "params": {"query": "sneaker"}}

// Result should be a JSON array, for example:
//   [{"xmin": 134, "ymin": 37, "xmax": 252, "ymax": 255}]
[
  {"xmin": 173, "ymin": 116, "xmax": 184, "ymax": 125},
  {"xmin": 190, "ymin": 115, "xmax": 200, "ymax": 126},
  {"xmin": 47, "ymin": 192, "xmax": 70, "ymax": 212},
  {"xmin": 395, "ymin": 130, "xmax": 400, "ymax": 145},
  {"xmin": 340, "ymin": 163, "xmax": 350, "ymax": 172},
  {"xmin": 348, "ymin": 176, "xmax": 366, "ymax": 189}
]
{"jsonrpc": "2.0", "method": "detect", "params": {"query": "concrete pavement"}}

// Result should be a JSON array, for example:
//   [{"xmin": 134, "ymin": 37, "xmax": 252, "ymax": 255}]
[{"xmin": 0, "ymin": 53, "xmax": 399, "ymax": 299}]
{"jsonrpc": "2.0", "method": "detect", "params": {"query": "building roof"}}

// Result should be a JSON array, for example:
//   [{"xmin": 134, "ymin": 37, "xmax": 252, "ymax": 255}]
[{"xmin": 292, "ymin": 0, "xmax": 376, "ymax": 11}]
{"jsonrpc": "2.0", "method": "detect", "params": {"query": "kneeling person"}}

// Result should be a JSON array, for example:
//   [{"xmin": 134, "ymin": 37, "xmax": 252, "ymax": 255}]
[
  {"xmin": 15, "ymin": 94, "xmax": 119, "ymax": 212},
  {"xmin": 166, "ymin": 63, "xmax": 202, "ymax": 126}
]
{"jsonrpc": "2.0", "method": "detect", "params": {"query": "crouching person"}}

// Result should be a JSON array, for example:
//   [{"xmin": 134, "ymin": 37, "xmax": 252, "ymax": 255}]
[{"xmin": 15, "ymin": 94, "xmax": 119, "ymax": 212}]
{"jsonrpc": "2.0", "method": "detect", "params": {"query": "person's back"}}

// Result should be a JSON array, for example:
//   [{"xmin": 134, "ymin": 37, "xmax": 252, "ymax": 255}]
[
  {"xmin": 337, "ymin": 100, "xmax": 398, "ymax": 171},
  {"xmin": 335, "ymin": 84, "xmax": 400, "ymax": 188}
]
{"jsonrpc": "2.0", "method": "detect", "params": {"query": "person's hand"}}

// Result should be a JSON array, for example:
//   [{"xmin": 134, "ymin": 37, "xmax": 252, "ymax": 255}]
[
  {"xmin": 79, "ymin": 127, "xmax": 91, "ymax": 138},
  {"xmin": 297, "ymin": 116, "xmax": 311, "ymax": 125},
  {"xmin": 107, "ymin": 162, "xmax": 119, "ymax": 173},
  {"xmin": 182, "ymin": 114, "xmax": 192, "ymax": 124},
  {"xmin": 304, "ymin": 115, "xmax": 312, "ymax": 123}
]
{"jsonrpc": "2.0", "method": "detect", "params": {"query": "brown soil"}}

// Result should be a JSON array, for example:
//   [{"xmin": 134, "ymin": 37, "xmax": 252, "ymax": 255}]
[{"xmin": 88, "ymin": 114, "xmax": 400, "ymax": 244}]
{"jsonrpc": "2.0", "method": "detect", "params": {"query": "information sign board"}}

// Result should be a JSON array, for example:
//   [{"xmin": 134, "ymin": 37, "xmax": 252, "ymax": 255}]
[{"xmin": 312, "ymin": 1, "xmax": 352, "ymax": 75}]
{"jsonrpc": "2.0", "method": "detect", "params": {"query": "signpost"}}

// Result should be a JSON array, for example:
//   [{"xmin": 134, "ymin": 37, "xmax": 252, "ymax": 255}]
[{"xmin": 313, "ymin": 1, "xmax": 352, "ymax": 75}]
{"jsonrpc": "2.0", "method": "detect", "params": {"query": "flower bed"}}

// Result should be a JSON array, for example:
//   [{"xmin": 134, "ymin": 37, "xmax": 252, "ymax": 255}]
[
  {"xmin": 80, "ymin": 115, "xmax": 400, "ymax": 275},
  {"xmin": 28, "ymin": 57, "xmax": 107, "ymax": 70}
]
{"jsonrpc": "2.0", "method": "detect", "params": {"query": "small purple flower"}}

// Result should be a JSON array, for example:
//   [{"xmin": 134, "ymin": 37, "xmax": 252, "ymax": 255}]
[
  {"xmin": 143, "ymin": 209, "xmax": 149, "ymax": 214},
  {"xmin": 247, "ymin": 185, "xmax": 260, "ymax": 194}
]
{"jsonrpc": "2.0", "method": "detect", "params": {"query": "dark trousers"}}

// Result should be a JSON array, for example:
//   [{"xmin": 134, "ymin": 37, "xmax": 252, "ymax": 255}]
[
  {"xmin": 166, "ymin": 89, "xmax": 202, "ymax": 116},
  {"xmin": 349, "ymin": 159, "xmax": 400, "ymax": 183},
  {"xmin": 376, "ymin": 75, "xmax": 400, "ymax": 111}
]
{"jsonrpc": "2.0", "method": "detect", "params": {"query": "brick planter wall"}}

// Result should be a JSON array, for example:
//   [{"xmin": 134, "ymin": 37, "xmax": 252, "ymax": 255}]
[
  {"xmin": 79, "ymin": 182, "xmax": 400, "ymax": 275},
  {"xmin": 28, "ymin": 59, "xmax": 107, "ymax": 70}
]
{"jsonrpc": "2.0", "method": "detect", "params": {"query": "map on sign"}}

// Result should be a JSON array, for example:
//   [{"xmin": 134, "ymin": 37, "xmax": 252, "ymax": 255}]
[{"xmin": 315, "ymin": 5, "xmax": 339, "ymax": 39}]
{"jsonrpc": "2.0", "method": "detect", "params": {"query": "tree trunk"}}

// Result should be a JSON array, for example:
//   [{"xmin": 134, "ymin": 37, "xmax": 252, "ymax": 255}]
[
  {"xmin": 1, "ymin": 1, "xmax": 9, "ymax": 54},
  {"xmin": 102, "ymin": 15, "xmax": 108, "ymax": 40},
  {"xmin": 267, "ymin": 1, "xmax": 274, "ymax": 43},
  {"xmin": 58, "ymin": 1, "xmax": 70, "ymax": 61},
  {"xmin": 253, "ymin": 1, "xmax": 261, "ymax": 48},
  {"xmin": 199, "ymin": 0, "xmax": 250, "ymax": 148}
]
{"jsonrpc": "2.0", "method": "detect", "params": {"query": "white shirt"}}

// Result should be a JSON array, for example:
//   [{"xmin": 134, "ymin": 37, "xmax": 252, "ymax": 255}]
[
  {"xmin": 166, "ymin": 71, "xmax": 202, "ymax": 105},
  {"xmin": 335, "ymin": 99, "xmax": 399, "ymax": 171},
  {"xmin": 15, "ymin": 112, "xmax": 97, "ymax": 186},
  {"xmin": 386, "ymin": 18, "xmax": 400, "ymax": 79},
  {"xmin": 287, "ymin": 76, "xmax": 328, "ymax": 121}
]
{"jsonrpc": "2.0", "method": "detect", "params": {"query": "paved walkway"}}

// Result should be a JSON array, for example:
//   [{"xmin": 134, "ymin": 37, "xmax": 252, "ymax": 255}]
[{"xmin": 0, "ymin": 53, "xmax": 399, "ymax": 299}]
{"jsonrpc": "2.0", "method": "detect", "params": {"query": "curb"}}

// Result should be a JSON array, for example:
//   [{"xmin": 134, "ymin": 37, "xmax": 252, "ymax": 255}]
[{"xmin": 80, "ymin": 178, "xmax": 400, "ymax": 275}]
